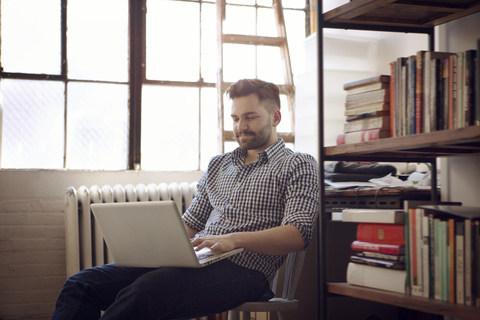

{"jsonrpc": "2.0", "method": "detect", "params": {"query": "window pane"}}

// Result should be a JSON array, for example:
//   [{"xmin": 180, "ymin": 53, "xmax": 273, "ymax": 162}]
[
  {"xmin": 1, "ymin": 0, "xmax": 61, "ymax": 74},
  {"xmin": 223, "ymin": 5, "xmax": 256, "ymax": 35},
  {"xmin": 226, "ymin": 0, "xmax": 255, "ymax": 5},
  {"xmin": 257, "ymin": 8, "xmax": 277, "ymax": 37},
  {"xmin": 67, "ymin": 0, "xmax": 128, "ymax": 82},
  {"xmin": 201, "ymin": 3, "xmax": 217, "ymax": 83},
  {"xmin": 257, "ymin": 46, "xmax": 284, "ymax": 84},
  {"xmin": 223, "ymin": 44, "xmax": 256, "ymax": 83},
  {"xmin": 278, "ymin": 94, "xmax": 292, "ymax": 132},
  {"xmin": 141, "ymin": 85, "xmax": 199, "ymax": 171},
  {"xmin": 66, "ymin": 82, "xmax": 128, "ymax": 170},
  {"xmin": 200, "ymin": 88, "xmax": 218, "ymax": 170},
  {"xmin": 284, "ymin": 9, "xmax": 306, "ymax": 76},
  {"xmin": 146, "ymin": 0, "xmax": 200, "ymax": 81},
  {"xmin": 1, "ymin": 79, "xmax": 65, "ymax": 169}
]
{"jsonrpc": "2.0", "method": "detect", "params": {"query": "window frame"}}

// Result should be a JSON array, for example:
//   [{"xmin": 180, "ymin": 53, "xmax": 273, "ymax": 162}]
[{"xmin": 0, "ymin": 0, "xmax": 310, "ymax": 170}]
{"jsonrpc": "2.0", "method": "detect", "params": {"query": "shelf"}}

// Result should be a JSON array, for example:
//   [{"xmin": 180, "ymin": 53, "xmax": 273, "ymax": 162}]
[
  {"xmin": 324, "ymin": 126, "xmax": 480, "ymax": 161},
  {"xmin": 323, "ymin": 0, "xmax": 480, "ymax": 29},
  {"xmin": 328, "ymin": 283, "xmax": 480, "ymax": 320}
]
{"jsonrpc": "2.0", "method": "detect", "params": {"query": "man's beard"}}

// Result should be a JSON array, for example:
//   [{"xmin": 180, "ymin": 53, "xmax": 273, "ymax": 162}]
[{"xmin": 235, "ymin": 123, "xmax": 272, "ymax": 151}]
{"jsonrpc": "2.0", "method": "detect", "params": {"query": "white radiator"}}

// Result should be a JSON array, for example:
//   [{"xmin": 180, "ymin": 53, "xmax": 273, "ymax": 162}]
[{"xmin": 65, "ymin": 182, "xmax": 197, "ymax": 278}]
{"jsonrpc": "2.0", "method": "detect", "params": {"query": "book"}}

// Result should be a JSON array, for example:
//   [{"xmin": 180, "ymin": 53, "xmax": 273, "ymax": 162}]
[
  {"xmin": 342, "ymin": 208, "xmax": 405, "ymax": 224},
  {"xmin": 475, "ymin": 220, "xmax": 480, "ymax": 307},
  {"xmin": 390, "ymin": 60, "xmax": 396, "ymax": 137},
  {"xmin": 465, "ymin": 218, "xmax": 473, "ymax": 305},
  {"xmin": 455, "ymin": 220, "xmax": 465, "ymax": 304},
  {"xmin": 345, "ymin": 90, "xmax": 390, "ymax": 109},
  {"xmin": 407, "ymin": 55, "xmax": 416, "ymax": 135},
  {"xmin": 415, "ymin": 51, "xmax": 426, "ymax": 134},
  {"xmin": 343, "ymin": 75, "xmax": 391, "ymax": 91},
  {"xmin": 345, "ymin": 82, "xmax": 390, "ymax": 95},
  {"xmin": 476, "ymin": 38, "xmax": 480, "ymax": 126},
  {"xmin": 344, "ymin": 102, "xmax": 390, "ymax": 116},
  {"xmin": 448, "ymin": 218, "xmax": 455, "ymax": 303},
  {"xmin": 404, "ymin": 200, "xmax": 461, "ymax": 299},
  {"xmin": 423, "ymin": 51, "xmax": 455, "ymax": 133},
  {"xmin": 355, "ymin": 251, "xmax": 406, "ymax": 263},
  {"xmin": 346, "ymin": 262, "xmax": 406, "ymax": 294},
  {"xmin": 350, "ymin": 255, "xmax": 405, "ymax": 270},
  {"xmin": 356, "ymin": 223, "xmax": 405, "ymax": 245},
  {"xmin": 465, "ymin": 49, "xmax": 477, "ymax": 127},
  {"xmin": 346, "ymin": 110, "xmax": 390, "ymax": 122},
  {"xmin": 336, "ymin": 129, "xmax": 390, "ymax": 145},
  {"xmin": 344, "ymin": 116, "xmax": 391, "ymax": 133},
  {"xmin": 395, "ymin": 57, "xmax": 407, "ymax": 137},
  {"xmin": 351, "ymin": 241, "xmax": 405, "ymax": 255},
  {"xmin": 420, "ymin": 206, "xmax": 480, "ymax": 303},
  {"xmin": 457, "ymin": 51, "xmax": 465, "ymax": 128}
]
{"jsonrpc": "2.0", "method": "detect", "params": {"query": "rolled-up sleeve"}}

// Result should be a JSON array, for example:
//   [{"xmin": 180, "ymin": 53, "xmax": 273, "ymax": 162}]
[{"xmin": 281, "ymin": 153, "xmax": 319, "ymax": 250}]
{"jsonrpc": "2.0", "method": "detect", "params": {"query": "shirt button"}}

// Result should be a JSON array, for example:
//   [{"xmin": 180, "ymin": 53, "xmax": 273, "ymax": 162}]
[{"xmin": 225, "ymin": 218, "xmax": 231, "ymax": 223}]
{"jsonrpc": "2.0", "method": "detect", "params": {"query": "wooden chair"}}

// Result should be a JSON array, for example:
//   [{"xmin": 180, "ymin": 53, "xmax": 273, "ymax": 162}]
[{"xmin": 227, "ymin": 250, "xmax": 306, "ymax": 320}]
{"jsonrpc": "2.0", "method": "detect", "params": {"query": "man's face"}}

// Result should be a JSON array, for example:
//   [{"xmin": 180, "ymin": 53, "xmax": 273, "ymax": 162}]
[{"xmin": 231, "ymin": 93, "xmax": 276, "ymax": 151}]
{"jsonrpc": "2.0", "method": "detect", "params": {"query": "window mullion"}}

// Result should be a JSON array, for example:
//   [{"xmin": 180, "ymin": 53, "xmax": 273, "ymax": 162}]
[{"xmin": 129, "ymin": 0, "xmax": 146, "ymax": 170}]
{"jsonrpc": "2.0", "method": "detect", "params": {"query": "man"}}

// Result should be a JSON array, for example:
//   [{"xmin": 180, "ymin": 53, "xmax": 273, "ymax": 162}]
[{"xmin": 51, "ymin": 78, "xmax": 318, "ymax": 320}]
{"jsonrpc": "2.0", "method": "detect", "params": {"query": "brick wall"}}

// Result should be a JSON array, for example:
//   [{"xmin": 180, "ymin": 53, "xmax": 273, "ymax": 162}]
[
  {"xmin": 0, "ymin": 197, "xmax": 66, "ymax": 319},
  {"xmin": 0, "ymin": 169, "xmax": 203, "ymax": 320}
]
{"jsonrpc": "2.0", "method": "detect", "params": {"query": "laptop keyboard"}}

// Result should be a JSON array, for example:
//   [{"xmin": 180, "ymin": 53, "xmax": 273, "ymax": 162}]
[{"xmin": 196, "ymin": 252, "xmax": 214, "ymax": 260}]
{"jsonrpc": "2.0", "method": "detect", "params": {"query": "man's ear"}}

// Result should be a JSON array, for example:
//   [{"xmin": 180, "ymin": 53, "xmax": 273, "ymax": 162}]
[{"xmin": 272, "ymin": 109, "xmax": 281, "ymax": 127}]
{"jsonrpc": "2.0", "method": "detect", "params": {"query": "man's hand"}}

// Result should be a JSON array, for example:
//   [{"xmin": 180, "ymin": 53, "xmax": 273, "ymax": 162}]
[{"xmin": 191, "ymin": 234, "xmax": 236, "ymax": 253}]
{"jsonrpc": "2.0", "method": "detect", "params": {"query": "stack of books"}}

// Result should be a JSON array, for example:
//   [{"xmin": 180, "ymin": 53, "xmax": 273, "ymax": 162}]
[
  {"xmin": 341, "ymin": 208, "xmax": 407, "ymax": 294},
  {"xmin": 390, "ymin": 39, "xmax": 480, "ymax": 137},
  {"xmin": 337, "ymin": 75, "xmax": 392, "ymax": 145},
  {"xmin": 405, "ymin": 204, "xmax": 480, "ymax": 306}
]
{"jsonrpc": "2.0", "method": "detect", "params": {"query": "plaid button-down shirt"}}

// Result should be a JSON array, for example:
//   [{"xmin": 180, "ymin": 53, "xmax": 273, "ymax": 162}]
[{"xmin": 182, "ymin": 138, "xmax": 319, "ymax": 283}]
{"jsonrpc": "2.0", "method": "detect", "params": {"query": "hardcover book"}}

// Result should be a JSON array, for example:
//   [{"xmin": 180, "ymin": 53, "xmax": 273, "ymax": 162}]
[
  {"xmin": 342, "ymin": 209, "xmax": 405, "ymax": 224},
  {"xmin": 346, "ymin": 262, "xmax": 406, "ymax": 294},
  {"xmin": 356, "ymin": 223, "xmax": 405, "ymax": 245}
]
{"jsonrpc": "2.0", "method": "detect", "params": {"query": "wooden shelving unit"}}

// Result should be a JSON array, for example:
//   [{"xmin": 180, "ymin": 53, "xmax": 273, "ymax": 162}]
[
  {"xmin": 317, "ymin": 1, "xmax": 480, "ymax": 320},
  {"xmin": 323, "ymin": 0, "xmax": 480, "ymax": 29}
]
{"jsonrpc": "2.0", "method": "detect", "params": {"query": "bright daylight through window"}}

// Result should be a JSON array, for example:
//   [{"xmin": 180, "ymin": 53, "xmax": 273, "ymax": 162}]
[{"xmin": 0, "ymin": 0, "xmax": 308, "ymax": 171}]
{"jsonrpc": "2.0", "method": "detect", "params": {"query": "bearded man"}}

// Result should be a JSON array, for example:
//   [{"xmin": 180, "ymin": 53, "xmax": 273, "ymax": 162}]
[{"xmin": 51, "ymin": 78, "xmax": 319, "ymax": 320}]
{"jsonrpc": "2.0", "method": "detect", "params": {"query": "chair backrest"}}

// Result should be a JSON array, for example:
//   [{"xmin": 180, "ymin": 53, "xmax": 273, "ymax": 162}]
[{"xmin": 271, "ymin": 250, "xmax": 306, "ymax": 300}]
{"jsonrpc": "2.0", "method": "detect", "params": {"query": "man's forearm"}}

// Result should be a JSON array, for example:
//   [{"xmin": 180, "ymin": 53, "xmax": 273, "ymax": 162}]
[{"xmin": 230, "ymin": 225, "xmax": 305, "ymax": 255}]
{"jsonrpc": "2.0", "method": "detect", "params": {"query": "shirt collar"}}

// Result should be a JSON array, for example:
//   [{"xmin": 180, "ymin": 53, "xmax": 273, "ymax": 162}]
[{"xmin": 232, "ymin": 138, "xmax": 285, "ymax": 164}]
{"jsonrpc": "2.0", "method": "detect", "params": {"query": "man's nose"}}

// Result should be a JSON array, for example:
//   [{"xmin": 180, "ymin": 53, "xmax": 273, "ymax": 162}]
[{"xmin": 237, "ymin": 118, "xmax": 248, "ymax": 131}]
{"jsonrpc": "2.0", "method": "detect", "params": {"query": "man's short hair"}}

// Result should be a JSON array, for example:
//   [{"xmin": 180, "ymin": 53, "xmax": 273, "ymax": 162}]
[{"xmin": 226, "ymin": 79, "xmax": 281, "ymax": 112}]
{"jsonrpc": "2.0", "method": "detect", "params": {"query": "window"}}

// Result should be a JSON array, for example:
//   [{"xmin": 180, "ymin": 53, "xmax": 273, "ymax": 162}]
[{"xmin": 0, "ymin": 0, "xmax": 309, "ymax": 170}]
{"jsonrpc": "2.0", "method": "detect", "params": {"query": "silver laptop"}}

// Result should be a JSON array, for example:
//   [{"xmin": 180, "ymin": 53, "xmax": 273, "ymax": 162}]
[{"xmin": 90, "ymin": 201, "xmax": 243, "ymax": 268}]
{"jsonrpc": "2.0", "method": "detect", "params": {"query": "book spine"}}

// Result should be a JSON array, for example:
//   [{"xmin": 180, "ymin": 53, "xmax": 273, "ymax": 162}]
[
  {"xmin": 465, "ymin": 50, "xmax": 477, "ymax": 127},
  {"xmin": 346, "ymin": 262, "xmax": 406, "ymax": 294},
  {"xmin": 428, "ymin": 214, "xmax": 435, "ymax": 299},
  {"xmin": 457, "ymin": 52, "xmax": 465, "ymax": 128},
  {"xmin": 421, "ymin": 213, "xmax": 430, "ymax": 298},
  {"xmin": 344, "ymin": 75, "xmax": 391, "ymax": 90},
  {"xmin": 390, "ymin": 61, "xmax": 396, "ymax": 137},
  {"xmin": 448, "ymin": 218, "xmax": 455, "ymax": 303},
  {"xmin": 475, "ymin": 221, "xmax": 480, "ymax": 307},
  {"xmin": 344, "ymin": 116, "xmax": 390, "ymax": 133},
  {"xmin": 351, "ymin": 241, "xmax": 404, "ymax": 255},
  {"xmin": 356, "ymin": 223, "xmax": 405, "ymax": 245},
  {"xmin": 415, "ymin": 51, "xmax": 425, "ymax": 134},
  {"xmin": 336, "ymin": 129, "xmax": 390, "ymax": 145},
  {"xmin": 434, "ymin": 218, "xmax": 441, "ymax": 300},
  {"xmin": 350, "ymin": 256, "xmax": 405, "ymax": 270},
  {"xmin": 476, "ymin": 38, "xmax": 480, "ymax": 126},
  {"xmin": 465, "ymin": 219, "xmax": 472, "ymax": 305},
  {"xmin": 455, "ymin": 220, "xmax": 465, "ymax": 304},
  {"xmin": 405, "ymin": 210, "xmax": 411, "ymax": 295}
]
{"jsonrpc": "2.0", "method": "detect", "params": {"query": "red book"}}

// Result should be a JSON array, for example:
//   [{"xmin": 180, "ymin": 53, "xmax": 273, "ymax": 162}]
[
  {"xmin": 357, "ymin": 223, "xmax": 405, "ymax": 245},
  {"xmin": 351, "ymin": 240, "xmax": 405, "ymax": 255}
]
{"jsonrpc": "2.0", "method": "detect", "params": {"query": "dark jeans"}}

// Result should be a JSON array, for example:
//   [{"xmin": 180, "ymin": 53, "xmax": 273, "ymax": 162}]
[{"xmin": 51, "ymin": 259, "xmax": 270, "ymax": 320}]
